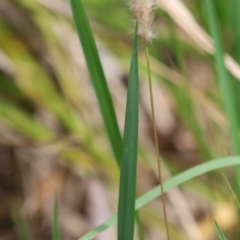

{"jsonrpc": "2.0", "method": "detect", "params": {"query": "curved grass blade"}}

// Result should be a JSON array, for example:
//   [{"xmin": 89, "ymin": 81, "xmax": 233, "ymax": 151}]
[
  {"xmin": 79, "ymin": 156, "xmax": 240, "ymax": 240},
  {"xmin": 52, "ymin": 196, "xmax": 61, "ymax": 240},
  {"xmin": 69, "ymin": 0, "xmax": 122, "ymax": 164},
  {"xmin": 117, "ymin": 26, "xmax": 138, "ymax": 240},
  {"xmin": 215, "ymin": 220, "xmax": 227, "ymax": 240}
]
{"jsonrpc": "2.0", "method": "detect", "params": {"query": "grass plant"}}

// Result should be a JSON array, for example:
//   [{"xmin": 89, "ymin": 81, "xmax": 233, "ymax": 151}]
[
  {"xmin": 52, "ymin": 196, "xmax": 61, "ymax": 240},
  {"xmin": 2, "ymin": 0, "xmax": 240, "ymax": 239},
  {"xmin": 69, "ymin": 1, "xmax": 145, "ymax": 239},
  {"xmin": 69, "ymin": 0, "xmax": 240, "ymax": 239}
]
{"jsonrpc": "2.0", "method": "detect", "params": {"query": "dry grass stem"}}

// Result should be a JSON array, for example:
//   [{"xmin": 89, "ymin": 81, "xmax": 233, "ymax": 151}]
[
  {"xmin": 158, "ymin": 0, "xmax": 240, "ymax": 80},
  {"xmin": 145, "ymin": 46, "xmax": 171, "ymax": 240}
]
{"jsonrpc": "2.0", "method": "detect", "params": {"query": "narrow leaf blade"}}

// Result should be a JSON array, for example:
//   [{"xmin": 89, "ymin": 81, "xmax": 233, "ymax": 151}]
[
  {"xmin": 117, "ymin": 26, "xmax": 139, "ymax": 240},
  {"xmin": 52, "ymin": 196, "xmax": 61, "ymax": 240},
  {"xmin": 205, "ymin": 0, "xmax": 240, "ymax": 203},
  {"xmin": 215, "ymin": 220, "xmax": 227, "ymax": 240},
  {"xmin": 69, "ymin": 0, "xmax": 122, "ymax": 164}
]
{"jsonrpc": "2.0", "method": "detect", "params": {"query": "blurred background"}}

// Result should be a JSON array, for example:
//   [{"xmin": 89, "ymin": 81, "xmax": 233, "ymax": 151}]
[{"xmin": 0, "ymin": 0, "xmax": 239, "ymax": 239}]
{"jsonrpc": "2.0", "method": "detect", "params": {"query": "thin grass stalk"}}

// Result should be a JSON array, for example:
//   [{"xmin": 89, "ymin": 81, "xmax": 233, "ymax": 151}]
[
  {"xmin": 214, "ymin": 221, "xmax": 227, "ymax": 240},
  {"xmin": 52, "ymin": 196, "xmax": 61, "ymax": 240},
  {"xmin": 222, "ymin": 173, "xmax": 240, "ymax": 209},
  {"xmin": 204, "ymin": 0, "xmax": 240, "ymax": 194},
  {"xmin": 145, "ymin": 46, "xmax": 170, "ymax": 240},
  {"xmin": 130, "ymin": 0, "xmax": 170, "ymax": 237},
  {"xmin": 117, "ymin": 25, "xmax": 139, "ymax": 240}
]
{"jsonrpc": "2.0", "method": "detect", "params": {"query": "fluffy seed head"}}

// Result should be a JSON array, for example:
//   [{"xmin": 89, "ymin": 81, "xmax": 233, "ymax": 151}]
[{"xmin": 130, "ymin": 0, "xmax": 156, "ymax": 43}]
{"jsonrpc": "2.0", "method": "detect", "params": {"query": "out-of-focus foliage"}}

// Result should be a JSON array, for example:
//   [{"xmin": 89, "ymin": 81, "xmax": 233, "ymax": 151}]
[{"xmin": 0, "ymin": 0, "xmax": 240, "ymax": 239}]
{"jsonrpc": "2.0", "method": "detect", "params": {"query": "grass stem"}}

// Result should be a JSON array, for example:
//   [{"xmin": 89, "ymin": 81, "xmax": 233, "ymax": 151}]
[
  {"xmin": 145, "ymin": 46, "xmax": 170, "ymax": 240},
  {"xmin": 222, "ymin": 173, "xmax": 240, "ymax": 209}
]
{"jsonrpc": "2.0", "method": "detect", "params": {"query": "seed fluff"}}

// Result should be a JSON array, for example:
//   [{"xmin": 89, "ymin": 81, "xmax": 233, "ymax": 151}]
[{"xmin": 129, "ymin": 0, "xmax": 156, "ymax": 43}]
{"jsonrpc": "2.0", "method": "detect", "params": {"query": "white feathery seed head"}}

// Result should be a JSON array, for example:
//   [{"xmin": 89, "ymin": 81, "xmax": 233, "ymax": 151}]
[{"xmin": 129, "ymin": 0, "xmax": 156, "ymax": 43}]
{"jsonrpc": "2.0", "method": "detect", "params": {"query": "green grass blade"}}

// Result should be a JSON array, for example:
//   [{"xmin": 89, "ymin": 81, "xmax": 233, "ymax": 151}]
[
  {"xmin": 222, "ymin": 173, "xmax": 240, "ymax": 209},
  {"xmin": 214, "ymin": 220, "xmax": 227, "ymax": 240},
  {"xmin": 52, "ymin": 196, "xmax": 61, "ymax": 240},
  {"xmin": 69, "ymin": 2, "xmax": 144, "ymax": 236},
  {"xmin": 204, "ymin": 0, "xmax": 240, "ymax": 154},
  {"xmin": 135, "ymin": 211, "xmax": 145, "ymax": 240},
  {"xmin": 0, "ymin": 74, "xmax": 26, "ymax": 100},
  {"xmin": 231, "ymin": 0, "xmax": 240, "ymax": 64},
  {"xmin": 0, "ymin": 98, "xmax": 54, "ymax": 141},
  {"xmin": 12, "ymin": 207, "xmax": 33, "ymax": 240},
  {"xmin": 69, "ymin": 0, "xmax": 122, "ymax": 164},
  {"xmin": 230, "ymin": 0, "xmax": 240, "ymax": 129},
  {"xmin": 205, "ymin": 0, "xmax": 240, "ymax": 198},
  {"xmin": 79, "ymin": 156, "xmax": 240, "ymax": 240},
  {"xmin": 117, "ymin": 26, "xmax": 139, "ymax": 240}
]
